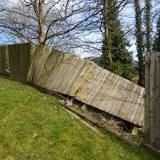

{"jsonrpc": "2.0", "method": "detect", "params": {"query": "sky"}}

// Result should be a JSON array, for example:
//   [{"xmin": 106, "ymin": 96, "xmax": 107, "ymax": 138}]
[
  {"xmin": 120, "ymin": 3, "xmax": 137, "ymax": 59},
  {"xmin": 0, "ymin": 0, "xmax": 158, "ymax": 60}
]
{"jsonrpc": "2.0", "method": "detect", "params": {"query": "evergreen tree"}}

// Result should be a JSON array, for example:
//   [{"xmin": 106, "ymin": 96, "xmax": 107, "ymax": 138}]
[
  {"xmin": 102, "ymin": 0, "xmax": 135, "ymax": 80},
  {"xmin": 145, "ymin": 0, "xmax": 152, "ymax": 53},
  {"xmin": 134, "ymin": 0, "xmax": 144, "ymax": 86},
  {"xmin": 153, "ymin": 16, "xmax": 160, "ymax": 52}
]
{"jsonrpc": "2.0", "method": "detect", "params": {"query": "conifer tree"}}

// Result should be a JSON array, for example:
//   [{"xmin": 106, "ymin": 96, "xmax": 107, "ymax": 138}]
[
  {"xmin": 145, "ymin": 0, "xmax": 152, "ymax": 53},
  {"xmin": 134, "ymin": 0, "xmax": 144, "ymax": 86},
  {"xmin": 153, "ymin": 17, "xmax": 160, "ymax": 52},
  {"xmin": 102, "ymin": 0, "xmax": 135, "ymax": 80}
]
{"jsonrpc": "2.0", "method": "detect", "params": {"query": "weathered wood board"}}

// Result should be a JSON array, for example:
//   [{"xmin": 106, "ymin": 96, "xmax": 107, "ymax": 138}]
[
  {"xmin": 27, "ymin": 45, "xmax": 145, "ymax": 126},
  {"xmin": 9, "ymin": 43, "xmax": 31, "ymax": 82},
  {"xmin": 145, "ymin": 52, "xmax": 160, "ymax": 151},
  {"xmin": 0, "ymin": 46, "xmax": 9, "ymax": 75}
]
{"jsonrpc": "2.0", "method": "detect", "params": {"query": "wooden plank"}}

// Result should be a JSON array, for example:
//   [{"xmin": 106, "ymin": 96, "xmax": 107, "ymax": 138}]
[
  {"xmin": 27, "ymin": 45, "xmax": 145, "ymax": 126},
  {"xmin": 133, "ymin": 94, "xmax": 143, "ymax": 125},
  {"xmin": 88, "ymin": 69, "xmax": 106, "ymax": 104},
  {"xmin": 90, "ymin": 70, "xmax": 109, "ymax": 107},
  {"xmin": 0, "ymin": 46, "xmax": 7, "ymax": 74},
  {"xmin": 149, "ymin": 52, "xmax": 156, "ymax": 147},
  {"xmin": 9, "ymin": 43, "xmax": 31, "ymax": 82},
  {"xmin": 62, "ymin": 57, "xmax": 79, "ymax": 94},
  {"xmin": 109, "ymin": 75, "xmax": 122, "ymax": 114},
  {"xmin": 155, "ymin": 52, "xmax": 160, "ymax": 149},
  {"xmin": 130, "ymin": 89, "xmax": 144, "ymax": 123},
  {"xmin": 157, "ymin": 52, "xmax": 160, "ymax": 149},
  {"xmin": 144, "ymin": 53, "xmax": 150, "ymax": 144}
]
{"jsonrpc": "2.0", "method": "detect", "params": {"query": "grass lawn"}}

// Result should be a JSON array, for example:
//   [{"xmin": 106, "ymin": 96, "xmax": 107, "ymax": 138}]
[{"xmin": 0, "ymin": 77, "xmax": 159, "ymax": 160}]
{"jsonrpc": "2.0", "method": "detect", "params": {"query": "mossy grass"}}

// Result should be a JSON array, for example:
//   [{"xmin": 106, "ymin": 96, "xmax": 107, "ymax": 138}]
[{"xmin": 0, "ymin": 77, "xmax": 159, "ymax": 160}]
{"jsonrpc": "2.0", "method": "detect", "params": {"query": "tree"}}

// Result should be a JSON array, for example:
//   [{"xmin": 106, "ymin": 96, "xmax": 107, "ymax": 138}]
[
  {"xmin": 145, "ymin": 0, "xmax": 152, "ymax": 53},
  {"xmin": 0, "ymin": 0, "xmax": 101, "ymax": 52},
  {"xmin": 153, "ymin": 16, "xmax": 160, "ymax": 51},
  {"xmin": 134, "ymin": 0, "xmax": 144, "ymax": 86},
  {"xmin": 101, "ymin": 0, "xmax": 135, "ymax": 80}
]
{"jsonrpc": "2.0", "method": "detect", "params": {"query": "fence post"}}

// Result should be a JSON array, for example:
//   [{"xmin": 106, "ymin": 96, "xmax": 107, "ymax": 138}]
[
  {"xmin": 145, "ymin": 53, "xmax": 150, "ymax": 145},
  {"xmin": 145, "ymin": 52, "xmax": 160, "ymax": 151}
]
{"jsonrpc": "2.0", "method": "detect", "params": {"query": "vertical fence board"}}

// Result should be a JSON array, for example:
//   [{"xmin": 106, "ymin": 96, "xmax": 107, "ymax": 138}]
[
  {"xmin": 145, "ymin": 54, "xmax": 150, "ymax": 144},
  {"xmin": 158, "ymin": 52, "xmax": 160, "ymax": 149},
  {"xmin": 0, "ymin": 46, "xmax": 9, "ymax": 75},
  {"xmin": 145, "ymin": 52, "xmax": 160, "ymax": 151},
  {"xmin": 0, "ymin": 46, "xmax": 5, "ymax": 74},
  {"xmin": 149, "ymin": 52, "xmax": 156, "ymax": 147},
  {"xmin": 9, "ymin": 43, "xmax": 31, "ymax": 82},
  {"xmin": 155, "ymin": 52, "xmax": 160, "ymax": 149}
]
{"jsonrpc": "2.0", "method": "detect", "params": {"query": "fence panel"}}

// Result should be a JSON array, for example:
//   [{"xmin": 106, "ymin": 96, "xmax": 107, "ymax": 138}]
[
  {"xmin": 145, "ymin": 52, "xmax": 160, "ymax": 151},
  {"xmin": 9, "ymin": 43, "xmax": 31, "ymax": 82},
  {"xmin": 27, "ymin": 45, "xmax": 145, "ymax": 127},
  {"xmin": 0, "ymin": 46, "xmax": 9, "ymax": 75}
]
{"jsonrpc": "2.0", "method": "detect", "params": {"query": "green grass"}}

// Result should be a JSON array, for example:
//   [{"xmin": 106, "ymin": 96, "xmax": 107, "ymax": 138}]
[{"xmin": 0, "ymin": 77, "xmax": 159, "ymax": 160}]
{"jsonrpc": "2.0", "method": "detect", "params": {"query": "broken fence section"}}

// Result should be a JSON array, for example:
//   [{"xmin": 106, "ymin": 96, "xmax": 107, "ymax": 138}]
[{"xmin": 27, "ymin": 45, "xmax": 145, "ymax": 127}]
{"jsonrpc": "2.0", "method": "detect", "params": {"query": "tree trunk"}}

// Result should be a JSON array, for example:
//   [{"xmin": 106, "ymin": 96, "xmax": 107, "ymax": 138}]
[
  {"xmin": 102, "ymin": 0, "xmax": 112, "ymax": 67},
  {"xmin": 134, "ymin": 0, "xmax": 144, "ymax": 86},
  {"xmin": 145, "ymin": 0, "xmax": 152, "ymax": 53},
  {"xmin": 37, "ymin": 0, "xmax": 45, "ymax": 44}
]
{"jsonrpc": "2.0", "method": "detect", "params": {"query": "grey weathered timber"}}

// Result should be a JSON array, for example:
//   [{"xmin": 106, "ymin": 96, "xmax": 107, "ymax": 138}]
[
  {"xmin": 155, "ymin": 52, "xmax": 160, "ymax": 148},
  {"xmin": 9, "ymin": 43, "xmax": 31, "ymax": 82},
  {"xmin": 145, "ymin": 52, "xmax": 160, "ymax": 151},
  {"xmin": 0, "ymin": 46, "xmax": 9, "ymax": 75},
  {"xmin": 144, "ymin": 54, "xmax": 150, "ymax": 144},
  {"xmin": 149, "ymin": 53, "xmax": 156, "ymax": 146},
  {"xmin": 27, "ymin": 45, "xmax": 145, "ymax": 126}
]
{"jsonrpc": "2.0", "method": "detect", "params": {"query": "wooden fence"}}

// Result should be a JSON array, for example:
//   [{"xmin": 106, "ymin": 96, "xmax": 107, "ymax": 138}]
[
  {"xmin": 0, "ymin": 46, "xmax": 9, "ymax": 75},
  {"xmin": 0, "ymin": 43, "xmax": 31, "ymax": 82},
  {"xmin": 0, "ymin": 43, "xmax": 145, "ymax": 127},
  {"xmin": 28, "ymin": 45, "xmax": 145, "ymax": 127},
  {"xmin": 1, "ymin": 42, "xmax": 160, "ymax": 152},
  {"xmin": 9, "ymin": 43, "xmax": 31, "ymax": 82},
  {"xmin": 145, "ymin": 52, "xmax": 160, "ymax": 151}
]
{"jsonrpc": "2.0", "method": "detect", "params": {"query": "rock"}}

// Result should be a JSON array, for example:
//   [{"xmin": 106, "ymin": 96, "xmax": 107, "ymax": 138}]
[
  {"xmin": 65, "ymin": 99, "xmax": 74, "ymax": 107},
  {"xmin": 132, "ymin": 127, "xmax": 139, "ymax": 136},
  {"xmin": 33, "ymin": 133, "xmax": 38, "ymax": 138},
  {"xmin": 59, "ymin": 99, "xmax": 65, "ymax": 105},
  {"xmin": 101, "ymin": 117, "xmax": 107, "ymax": 123},
  {"xmin": 81, "ymin": 104, "xmax": 87, "ymax": 111}
]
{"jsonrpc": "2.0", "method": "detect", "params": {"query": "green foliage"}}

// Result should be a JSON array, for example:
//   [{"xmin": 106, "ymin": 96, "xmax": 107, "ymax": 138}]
[
  {"xmin": 145, "ymin": 0, "xmax": 152, "ymax": 52},
  {"xmin": 107, "ymin": 62, "xmax": 136, "ymax": 80},
  {"xmin": 102, "ymin": 0, "xmax": 135, "ymax": 80},
  {"xmin": 153, "ymin": 16, "xmax": 160, "ymax": 51}
]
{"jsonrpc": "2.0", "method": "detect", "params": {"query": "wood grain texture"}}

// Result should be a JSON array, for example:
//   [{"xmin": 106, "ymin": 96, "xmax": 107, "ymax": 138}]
[
  {"xmin": 27, "ymin": 45, "xmax": 145, "ymax": 126},
  {"xmin": 8, "ymin": 43, "xmax": 31, "ymax": 82},
  {"xmin": 0, "ymin": 46, "xmax": 9, "ymax": 75},
  {"xmin": 145, "ymin": 52, "xmax": 160, "ymax": 151}
]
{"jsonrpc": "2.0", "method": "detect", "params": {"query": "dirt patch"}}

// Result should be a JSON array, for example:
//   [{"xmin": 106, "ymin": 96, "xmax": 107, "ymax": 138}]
[{"xmin": 64, "ymin": 99, "xmax": 143, "ymax": 146}]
